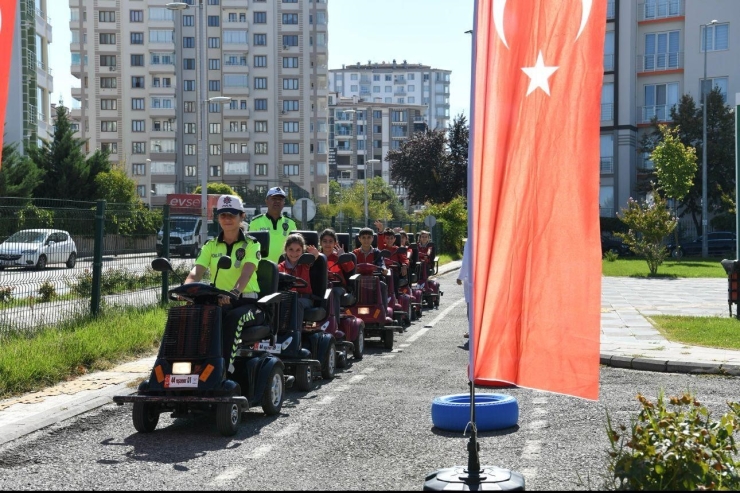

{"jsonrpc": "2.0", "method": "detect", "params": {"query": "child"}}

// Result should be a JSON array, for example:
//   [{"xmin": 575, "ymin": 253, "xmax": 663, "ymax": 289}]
[
  {"xmin": 352, "ymin": 227, "xmax": 385, "ymax": 269},
  {"xmin": 319, "ymin": 228, "xmax": 354, "ymax": 288},
  {"xmin": 278, "ymin": 234, "xmax": 319, "ymax": 328}
]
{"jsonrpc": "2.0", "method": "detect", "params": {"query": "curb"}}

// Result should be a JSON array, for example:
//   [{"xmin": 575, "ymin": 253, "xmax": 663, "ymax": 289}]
[{"xmin": 600, "ymin": 355, "xmax": 740, "ymax": 376}]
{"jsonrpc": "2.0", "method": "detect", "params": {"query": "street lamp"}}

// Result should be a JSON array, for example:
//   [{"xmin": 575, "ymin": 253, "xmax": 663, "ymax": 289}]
[
  {"xmin": 145, "ymin": 158, "xmax": 153, "ymax": 204},
  {"xmin": 702, "ymin": 19, "xmax": 718, "ymax": 258},
  {"xmin": 166, "ymin": 2, "xmax": 189, "ymax": 193},
  {"xmin": 199, "ymin": 96, "xmax": 231, "ymax": 245}
]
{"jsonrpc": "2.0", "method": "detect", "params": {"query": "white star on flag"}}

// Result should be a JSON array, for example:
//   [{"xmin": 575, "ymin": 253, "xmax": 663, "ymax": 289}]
[{"xmin": 521, "ymin": 51, "xmax": 559, "ymax": 96}]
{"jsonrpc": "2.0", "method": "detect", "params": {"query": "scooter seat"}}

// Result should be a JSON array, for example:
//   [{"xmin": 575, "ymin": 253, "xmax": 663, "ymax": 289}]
[
  {"xmin": 240, "ymin": 324, "xmax": 273, "ymax": 345},
  {"xmin": 303, "ymin": 307, "xmax": 327, "ymax": 322}
]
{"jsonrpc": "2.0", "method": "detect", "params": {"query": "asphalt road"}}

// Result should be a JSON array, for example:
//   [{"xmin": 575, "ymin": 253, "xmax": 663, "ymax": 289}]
[{"xmin": 0, "ymin": 273, "xmax": 738, "ymax": 490}]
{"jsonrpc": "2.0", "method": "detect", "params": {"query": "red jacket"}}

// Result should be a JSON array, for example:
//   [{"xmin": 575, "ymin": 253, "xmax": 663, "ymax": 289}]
[
  {"xmin": 353, "ymin": 247, "xmax": 384, "ymax": 267},
  {"xmin": 417, "ymin": 242, "xmax": 434, "ymax": 262},
  {"xmin": 326, "ymin": 252, "xmax": 354, "ymax": 286},
  {"xmin": 278, "ymin": 261, "xmax": 312, "ymax": 295},
  {"xmin": 383, "ymin": 245, "xmax": 409, "ymax": 268}
]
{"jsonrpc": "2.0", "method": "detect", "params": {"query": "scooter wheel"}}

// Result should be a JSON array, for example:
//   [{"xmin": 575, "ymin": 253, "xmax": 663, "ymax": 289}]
[
  {"xmin": 132, "ymin": 401, "xmax": 159, "ymax": 433},
  {"xmin": 261, "ymin": 366, "xmax": 285, "ymax": 416},
  {"xmin": 295, "ymin": 364, "xmax": 313, "ymax": 392},
  {"xmin": 216, "ymin": 400, "xmax": 241, "ymax": 436},
  {"xmin": 431, "ymin": 393, "xmax": 519, "ymax": 432}
]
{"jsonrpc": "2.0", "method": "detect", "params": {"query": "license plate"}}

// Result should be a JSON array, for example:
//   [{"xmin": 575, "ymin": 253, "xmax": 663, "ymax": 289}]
[
  {"xmin": 254, "ymin": 341, "xmax": 281, "ymax": 354},
  {"xmin": 164, "ymin": 374, "xmax": 199, "ymax": 388}
]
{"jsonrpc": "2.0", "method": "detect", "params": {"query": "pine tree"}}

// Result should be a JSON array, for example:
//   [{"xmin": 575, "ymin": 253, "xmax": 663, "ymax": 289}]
[{"xmin": 0, "ymin": 142, "xmax": 43, "ymax": 197}]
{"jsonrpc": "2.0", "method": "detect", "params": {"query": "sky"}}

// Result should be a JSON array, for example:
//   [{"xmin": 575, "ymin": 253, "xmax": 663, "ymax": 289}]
[{"xmin": 47, "ymin": 0, "xmax": 475, "ymax": 119}]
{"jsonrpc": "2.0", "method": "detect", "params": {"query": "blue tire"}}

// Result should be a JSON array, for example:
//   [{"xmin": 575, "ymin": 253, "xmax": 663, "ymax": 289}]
[{"xmin": 431, "ymin": 393, "xmax": 519, "ymax": 432}]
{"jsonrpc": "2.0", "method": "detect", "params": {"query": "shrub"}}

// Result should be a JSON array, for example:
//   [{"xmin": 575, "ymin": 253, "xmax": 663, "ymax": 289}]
[
  {"xmin": 615, "ymin": 194, "xmax": 677, "ymax": 275},
  {"xmin": 603, "ymin": 250, "xmax": 619, "ymax": 262},
  {"xmin": 0, "ymin": 286, "xmax": 14, "ymax": 303},
  {"xmin": 37, "ymin": 280, "xmax": 57, "ymax": 302},
  {"xmin": 606, "ymin": 391, "xmax": 740, "ymax": 491}
]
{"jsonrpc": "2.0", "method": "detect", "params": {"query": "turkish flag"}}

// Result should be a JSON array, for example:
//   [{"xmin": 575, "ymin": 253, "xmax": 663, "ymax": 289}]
[
  {"xmin": 0, "ymin": 0, "xmax": 17, "ymax": 169},
  {"xmin": 468, "ymin": 0, "xmax": 605, "ymax": 400}
]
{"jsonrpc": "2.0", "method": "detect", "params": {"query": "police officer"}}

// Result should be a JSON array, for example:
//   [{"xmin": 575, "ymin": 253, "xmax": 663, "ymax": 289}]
[
  {"xmin": 185, "ymin": 194, "xmax": 262, "ymax": 371},
  {"xmin": 248, "ymin": 186, "xmax": 297, "ymax": 263}
]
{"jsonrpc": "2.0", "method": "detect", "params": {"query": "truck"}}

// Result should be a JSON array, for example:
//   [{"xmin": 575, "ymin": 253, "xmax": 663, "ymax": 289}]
[{"xmin": 156, "ymin": 194, "xmax": 222, "ymax": 258}]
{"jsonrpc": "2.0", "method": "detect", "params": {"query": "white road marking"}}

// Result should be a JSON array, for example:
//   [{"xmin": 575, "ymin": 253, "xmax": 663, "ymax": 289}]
[
  {"xmin": 274, "ymin": 422, "xmax": 300, "ymax": 438},
  {"xmin": 348, "ymin": 375, "xmax": 366, "ymax": 384},
  {"xmin": 528, "ymin": 420, "xmax": 549, "ymax": 430},
  {"xmin": 361, "ymin": 367, "xmax": 377, "ymax": 373},
  {"xmin": 521, "ymin": 440, "xmax": 542, "ymax": 460},
  {"xmin": 316, "ymin": 395, "xmax": 336, "ymax": 406}
]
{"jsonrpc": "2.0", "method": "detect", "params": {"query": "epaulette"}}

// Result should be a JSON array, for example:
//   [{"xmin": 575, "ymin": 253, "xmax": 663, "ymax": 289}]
[
  {"xmin": 246, "ymin": 234, "xmax": 258, "ymax": 242},
  {"xmin": 251, "ymin": 213, "xmax": 265, "ymax": 220}
]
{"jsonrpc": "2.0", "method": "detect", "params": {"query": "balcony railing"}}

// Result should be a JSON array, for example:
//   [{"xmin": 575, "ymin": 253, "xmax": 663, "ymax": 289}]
[
  {"xmin": 637, "ymin": 52, "xmax": 683, "ymax": 72},
  {"xmin": 638, "ymin": 0, "xmax": 684, "ymax": 22},
  {"xmin": 640, "ymin": 104, "xmax": 675, "ymax": 123},
  {"xmin": 600, "ymin": 157, "xmax": 614, "ymax": 174}
]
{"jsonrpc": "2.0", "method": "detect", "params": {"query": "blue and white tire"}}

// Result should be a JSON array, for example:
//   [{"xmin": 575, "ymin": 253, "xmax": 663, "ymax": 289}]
[{"xmin": 431, "ymin": 393, "xmax": 519, "ymax": 432}]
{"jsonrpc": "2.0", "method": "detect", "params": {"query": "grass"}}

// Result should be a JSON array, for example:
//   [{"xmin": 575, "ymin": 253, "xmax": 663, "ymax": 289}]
[
  {"xmin": 650, "ymin": 315, "xmax": 740, "ymax": 350},
  {"xmin": 0, "ymin": 306, "xmax": 166, "ymax": 399},
  {"xmin": 602, "ymin": 257, "xmax": 728, "ymax": 278}
]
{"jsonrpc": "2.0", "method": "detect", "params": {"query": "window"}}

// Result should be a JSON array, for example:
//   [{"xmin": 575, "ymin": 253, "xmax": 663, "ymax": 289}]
[
  {"xmin": 255, "ymin": 99, "xmax": 268, "ymax": 111},
  {"xmin": 700, "ymin": 77, "xmax": 728, "ymax": 103},
  {"xmin": 137, "ymin": 185, "xmax": 146, "ymax": 198},
  {"xmin": 131, "ymin": 32, "xmax": 144, "ymax": 44},
  {"xmin": 184, "ymin": 123, "xmax": 196, "ymax": 134},
  {"xmin": 283, "ymin": 122, "xmax": 299, "ymax": 133},
  {"xmin": 208, "ymin": 0, "xmax": 220, "ymax": 4},
  {"xmin": 254, "ymin": 77, "xmax": 268, "ymax": 89},
  {"xmin": 208, "ymin": 80, "xmax": 221, "ymax": 91},
  {"xmin": 183, "ymin": 37, "xmax": 195, "ymax": 48},
  {"xmin": 184, "ymin": 102, "xmax": 195, "ymax": 113},
  {"xmin": 644, "ymin": 31, "xmax": 680, "ymax": 71},
  {"xmin": 183, "ymin": 80, "xmax": 195, "ymax": 91},
  {"xmin": 183, "ymin": 15, "xmax": 194, "ymax": 26},
  {"xmin": 209, "ymin": 123, "xmax": 221, "ymax": 134},
  {"xmin": 151, "ymin": 53, "xmax": 174, "ymax": 65},
  {"xmin": 130, "ymin": 10, "xmax": 143, "ymax": 22},
  {"xmin": 604, "ymin": 31, "xmax": 615, "ymax": 71},
  {"xmin": 255, "ymin": 121, "xmax": 268, "ymax": 132},
  {"xmin": 210, "ymin": 144, "xmax": 221, "ymax": 156},
  {"xmin": 283, "ymin": 165, "xmax": 299, "ymax": 176},
  {"xmin": 101, "ymin": 99, "xmax": 117, "ymax": 110},
  {"xmin": 254, "ymin": 34, "xmax": 267, "ymax": 45},
  {"xmin": 208, "ymin": 37, "xmax": 220, "ymax": 48},
  {"xmin": 283, "ymin": 57, "xmax": 298, "ymax": 68},
  {"xmin": 100, "ymin": 77, "xmax": 117, "ymax": 88},
  {"xmin": 254, "ymin": 55, "xmax": 267, "ymax": 67},
  {"xmin": 255, "ymin": 164, "xmax": 267, "ymax": 176},
  {"xmin": 99, "ymin": 11, "xmax": 116, "ymax": 22},
  {"xmin": 373, "ymin": 110, "xmax": 382, "ymax": 119},
  {"xmin": 149, "ymin": 30, "xmax": 174, "ymax": 43},
  {"xmin": 702, "ymin": 23, "xmax": 729, "ymax": 52},
  {"xmin": 283, "ymin": 143, "xmax": 299, "ymax": 154},
  {"xmin": 209, "ymin": 59, "xmax": 221, "ymax": 70},
  {"xmin": 643, "ymin": 0, "xmax": 681, "ymax": 19},
  {"xmin": 283, "ymin": 35, "xmax": 298, "ymax": 46},
  {"xmin": 130, "ymin": 54, "xmax": 144, "ymax": 66},
  {"xmin": 183, "ymin": 58, "xmax": 195, "ymax": 70},
  {"xmin": 385, "ymin": 75, "xmax": 392, "ymax": 81},
  {"xmin": 255, "ymin": 142, "xmax": 268, "ymax": 154},
  {"xmin": 283, "ymin": 78, "xmax": 299, "ymax": 90},
  {"xmin": 224, "ymin": 54, "xmax": 247, "ymax": 66},
  {"xmin": 100, "ymin": 142, "xmax": 117, "ymax": 154},
  {"xmin": 99, "ymin": 33, "xmax": 116, "ymax": 45},
  {"xmin": 282, "ymin": 13, "xmax": 298, "ymax": 24},
  {"xmin": 185, "ymin": 144, "xmax": 196, "ymax": 155},
  {"xmin": 132, "ymin": 120, "xmax": 145, "ymax": 132},
  {"xmin": 132, "ymin": 142, "xmax": 146, "ymax": 154},
  {"xmin": 254, "ymin": 12, "xmax": 267, "ymax": 23},
  {"xmin": 350, "ymin": 85, "xmax": 358, "ymax": 92},
  {"xmin": 210, "ymin": 166, "xmax": 221, "ymax": 177},
  {"xmin": 131, "ymin": 98, "xmax": 145, "ymax": 110},
  {"xmin": 643, "ymin": 82, "xmax": 678, "ymax": 122},
  {"xmin": 208, "ymin": 15, "xmax": 219, "ymax": 26},
  {"xmin": 373, "ymin": 75, "xmax": 380, "ymax": 81},
  {"xmin": 283, "ymin": 100, "xmax": 299, "ymax": 112},
  {"xmin": 101, "ymin": 121, "xmax": 117, "ymax": 132},
  {"xmin": 186, "ymin": 166, "xmax": 196, "ymax": 176},
  {"xmin": 385, "ymin": 86, "xmax": 392, "ymax": 93},
  {"xmin": 224, "ymin": 30, "xmax": 247, "ymax": 44},
  {"xmin": 133, "ymin": 163, "xmax": 146, "ymax": 176}
]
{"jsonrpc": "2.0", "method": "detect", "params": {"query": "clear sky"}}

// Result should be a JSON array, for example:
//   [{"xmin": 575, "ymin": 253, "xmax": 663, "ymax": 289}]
[{"xmin": 48, "ymin": 0, "xmax": 475, "ymax": 119}]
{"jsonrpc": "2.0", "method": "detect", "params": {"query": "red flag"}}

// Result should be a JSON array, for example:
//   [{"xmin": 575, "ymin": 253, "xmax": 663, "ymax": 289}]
[
  {"xmin": 468, "ymin": 0, "xmax": 605, "ymax": 400},
  {"xmin": 0, "ymin": 0, "xmax": 17, "ymax": 169}
]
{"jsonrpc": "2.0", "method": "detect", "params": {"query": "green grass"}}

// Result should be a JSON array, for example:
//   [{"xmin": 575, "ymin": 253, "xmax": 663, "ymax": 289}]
[
  {"xmin": 602, "ymin": 257, "xmax": 728, "ymax": 278},
  {"xmin": 651, "ymin": 315, "xmax": 740, "ymax": 350},
  {"xmin": 0, "ymin": 306, "xmax": 166, "ymax": 398}
]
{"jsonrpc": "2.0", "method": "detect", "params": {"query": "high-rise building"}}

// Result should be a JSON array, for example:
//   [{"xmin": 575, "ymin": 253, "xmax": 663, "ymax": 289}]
[
  {"xmin": 329, "ymin": 61, "xmax": 451, "ymax": 131},
  {"xmin": 67, "ymin": 0, "xmax": 329, "ymax": 206},
  {"xmin": 5, "ymin": 0, "xmax": 54, "ymax": 152},
  {"xmin": 603, "ymin": 0, "xmax": 740, "ymax": 227}
]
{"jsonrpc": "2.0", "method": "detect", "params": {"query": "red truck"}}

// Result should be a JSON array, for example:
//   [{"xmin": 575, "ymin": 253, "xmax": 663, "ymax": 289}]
[{"xmin": 156, "ymin": 194, "xmax": 223, "ymax": 258}]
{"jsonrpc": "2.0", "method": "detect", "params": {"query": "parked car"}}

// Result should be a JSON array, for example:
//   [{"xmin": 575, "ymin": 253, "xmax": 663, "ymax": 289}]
[
  {"xmin": 666, "ymin": 231, "xmax": 736, "ymax": 258},
  {"xmin": 601, "ymin": 233, "xmax": 632, "ymax": 257},
  {"xmin": 0, "ymin": 229, "xmax": 77, "ymax": 270}
]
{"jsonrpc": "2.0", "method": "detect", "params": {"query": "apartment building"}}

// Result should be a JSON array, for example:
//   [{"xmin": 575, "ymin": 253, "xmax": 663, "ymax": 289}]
[
  {"xmin": 329, "ymin": 61, "xmax": 451, "ymax": 131},
  {"xmin": 327, "ymin": 93, "xmax": 428, "ymax": 210},
  {"xmin": 603, "ymin": 0, "xmax": 740, "ymax": 218},
  {"xmin": 5, "ymin": 0, "xmax": 54, "ymax": 152},
  {"xmin": 67, "ymin": 0, "xmax": 329, "ymax": 206}
]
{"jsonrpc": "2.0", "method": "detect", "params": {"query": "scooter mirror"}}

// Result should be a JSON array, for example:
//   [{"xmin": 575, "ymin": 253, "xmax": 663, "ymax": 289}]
[
  {"xmin": 298, "ymin": 252, "xmax": 316, "ymax": 265},
  {"xmin": 379, "ymin": 250, "xmax": 391, "ymax": 259},
  {"xmin": 151, "ymin": 257, "xmax": 173, "ymax": 272},
  {"xmin": 336, "ymin": 253, "xmax": 355, "ymax": 265},
  {"xmin": 212, "ymin": 255, "xmax": 233, "ymax": 287}
]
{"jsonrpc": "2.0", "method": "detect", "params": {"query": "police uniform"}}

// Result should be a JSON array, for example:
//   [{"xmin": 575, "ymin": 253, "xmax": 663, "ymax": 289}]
[
  {"xmin": 196, "ymin": 229, "xmax": 261, "ymax": 294},
  {"xmin": 248, "ymin": 213, "xmax": 297, "ymax": 264}
]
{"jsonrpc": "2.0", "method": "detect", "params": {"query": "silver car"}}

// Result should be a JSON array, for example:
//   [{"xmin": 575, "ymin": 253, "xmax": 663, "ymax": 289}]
[{"xmin": 0, "ymin": 229, "xmax": 77, "ymax": 270}]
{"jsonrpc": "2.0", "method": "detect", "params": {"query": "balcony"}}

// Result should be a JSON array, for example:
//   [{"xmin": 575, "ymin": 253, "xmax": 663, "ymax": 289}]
[
  {"xmin": 638, "ymin": 0, "xmax": 683, "ymax": 22},
  {"xmin": 600, "ymin": 157, "xmax": 614, "ymax": 174},
  {"xmin": 393, "ymin": 78, "xmax": 406, "ymax": 85},
  {"xmin": 639, "ymin": 104, "xmax": 675, "ymax": 123},
  {"xmin": 224, "ymin": 107, "xmax": 249, "ymax": 118},
  {"xmin": 224, "ymin": 130, "xmax": 250, "ymax": 140},
  {"xmin": 637, "ymin": 52, "xmax": 683, "ymax": 73}
]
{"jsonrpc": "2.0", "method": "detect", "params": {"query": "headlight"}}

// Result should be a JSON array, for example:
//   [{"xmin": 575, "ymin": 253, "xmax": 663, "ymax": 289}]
[
  {"xmin": 171, "ymin": 362, "xmax": 192, "ymax": 375},
  {"xmin": 183, "ymin": 235, "xmax": 192, "ymax": 241},
  {"xmin": 358, "ymin": 307, "xmax": 370, "ymax": 315},
  {"xmin": 21, "ymin": 249, "xmax": 38, "ymax": 254}
]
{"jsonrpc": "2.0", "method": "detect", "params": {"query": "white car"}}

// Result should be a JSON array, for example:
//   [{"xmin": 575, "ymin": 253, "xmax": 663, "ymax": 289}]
[{"xmin": 0, "ymin": 229, "xmax": 77, "ymax": 270}]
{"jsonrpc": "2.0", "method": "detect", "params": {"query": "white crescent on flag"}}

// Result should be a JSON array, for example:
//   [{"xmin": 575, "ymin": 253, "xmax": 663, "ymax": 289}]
[{"xmin": 492, "ymin": 0, "xmax": 593, "ymax": 48}]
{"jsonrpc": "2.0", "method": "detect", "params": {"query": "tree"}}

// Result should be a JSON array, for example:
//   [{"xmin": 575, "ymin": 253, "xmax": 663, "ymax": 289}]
[
  {"xmin": 447, "ymin": 114, "xmax": 469, "ymax": 198},
  {"xmin": 192, "ymin": 183, "xmax": 237, "ymax": 195},
  {"xmin": 94, "ymin": 164, "xmax": 139, "ymax": 204},
  {"xmin": 0, "ymin": 143, "xmax": 43, "ymax": 197},
  {"xmin": 615, "ymin": 193, "xmax": 677, "ymax": 276},
  {"xmin": 651, "ymin": 124, "xmax": 697, "ymax": 257},
  {"xmin": 386, "ymin": 129, "xmax": 451, "ymax": 205}
]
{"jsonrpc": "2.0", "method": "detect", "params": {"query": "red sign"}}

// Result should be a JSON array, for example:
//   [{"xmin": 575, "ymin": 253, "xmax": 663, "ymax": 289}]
[
  {"xmin": 165, "ymin": 193, "xmax": 221, "ymax": 218},
  {"xmin": 0, "ymin": 0, "xmax": 17, "ymax": 169},
  {"xmin": 468, "ymin": 0, "xmax": 606, "ymax": 400}
]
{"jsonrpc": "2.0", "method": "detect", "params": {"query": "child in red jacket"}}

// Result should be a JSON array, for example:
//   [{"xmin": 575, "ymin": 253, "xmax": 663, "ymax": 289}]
[{"xmin": 278, "ymin": 234, "xmax": 319, "ymax": 326}]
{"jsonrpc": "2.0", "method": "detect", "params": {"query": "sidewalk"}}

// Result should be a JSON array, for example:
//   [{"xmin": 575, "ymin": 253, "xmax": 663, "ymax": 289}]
[{"xmin": 2, "ymin": 262, "xmax": 739, "ymax": 447}]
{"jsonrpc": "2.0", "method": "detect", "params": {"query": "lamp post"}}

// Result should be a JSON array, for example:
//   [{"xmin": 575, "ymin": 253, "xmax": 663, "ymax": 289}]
[
  {"xmin": 145, "ymin": 158, "xmax": 152, "ymax": 205},
  {"xmin": 199, "ymin": 96, "xmax": 231, "ymax": 245},
  {"xmin": 166, "ymin": 2, "xmax": 188, "ymax": 193},
  {"xmin": 702, "ymin": 19, "xmax": 718, "ymax": 258}
]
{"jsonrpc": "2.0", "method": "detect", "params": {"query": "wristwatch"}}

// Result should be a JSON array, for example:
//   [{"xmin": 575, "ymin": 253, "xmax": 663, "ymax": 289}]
[{"xmin": 230, "ymin": 288, "xmax": 241, "ymax": 297}]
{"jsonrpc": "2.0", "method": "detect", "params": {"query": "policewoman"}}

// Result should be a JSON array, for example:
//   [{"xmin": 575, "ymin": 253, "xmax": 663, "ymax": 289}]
[
  {"xmin": 248, "ymin": 186, "xmax": 297, "ymax": 263},
  {"xmin": 185, "ymin": 194, "xmax": 263, "ymax": 372}
]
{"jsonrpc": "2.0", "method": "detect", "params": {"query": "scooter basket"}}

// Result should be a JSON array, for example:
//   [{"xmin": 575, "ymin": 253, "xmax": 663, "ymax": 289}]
[
  {"xmin": 357, "ymin": 277, "xmax": 379, "ymax": 305},
  {"xmin": 160, "ymin": 305, "xmax": 220, "ymax": 359}
]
